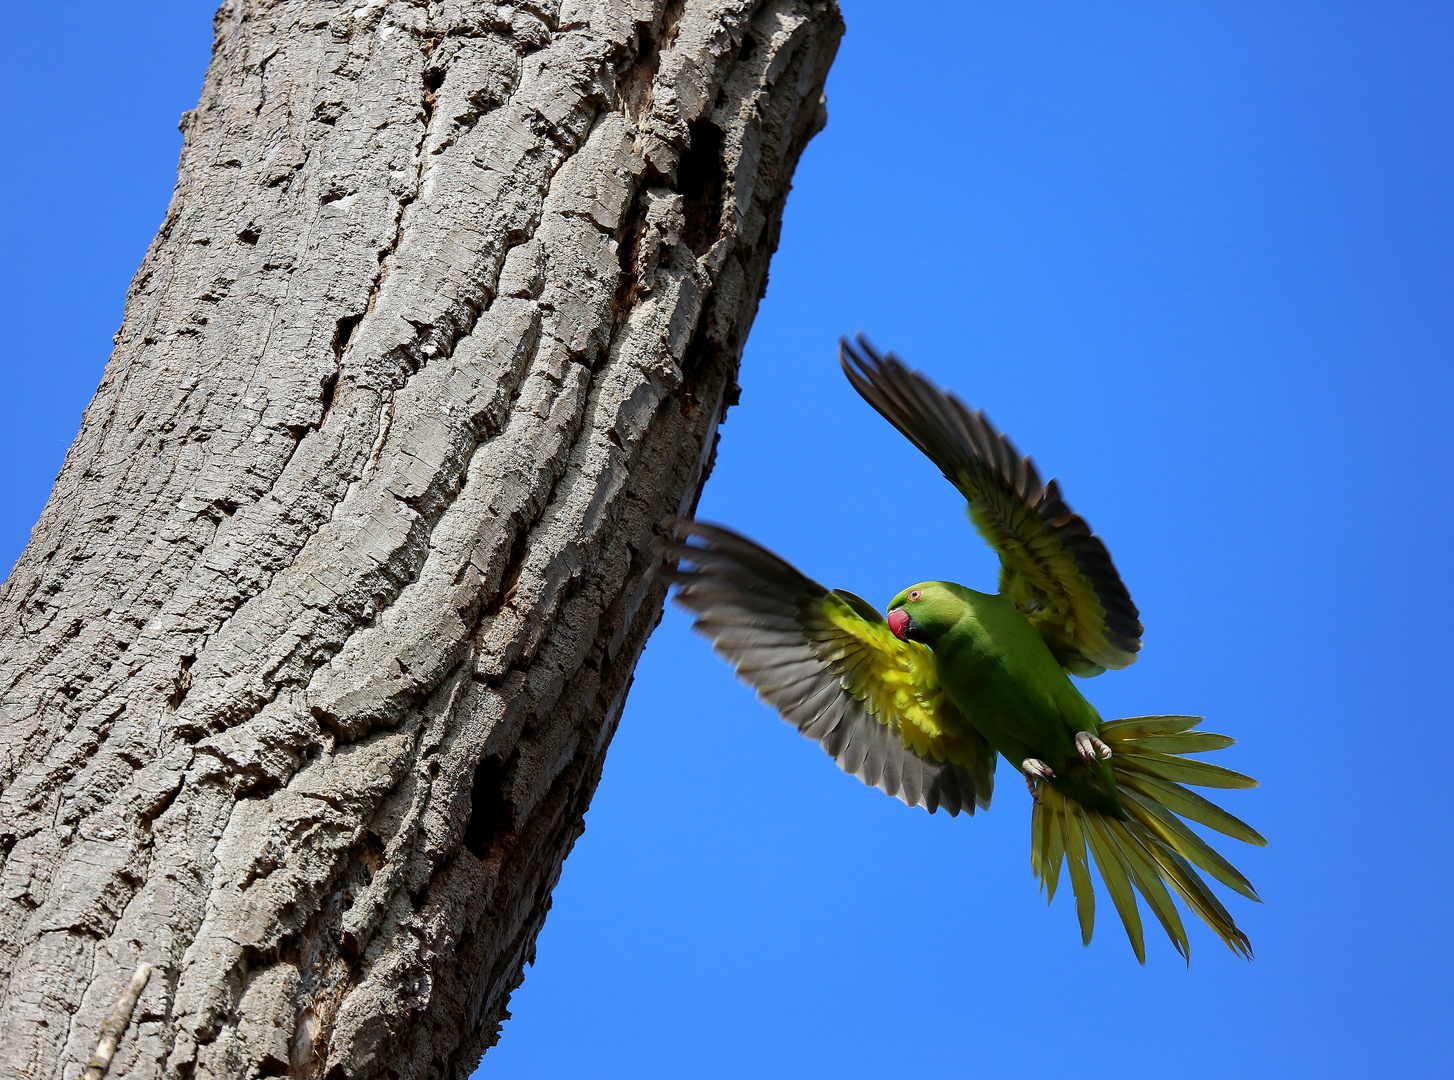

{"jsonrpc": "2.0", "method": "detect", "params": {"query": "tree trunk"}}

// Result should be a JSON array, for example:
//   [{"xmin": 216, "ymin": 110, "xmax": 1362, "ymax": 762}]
[{"xmin": 0, "ymin": 1, "xmax": 840, "ymax": 1076}]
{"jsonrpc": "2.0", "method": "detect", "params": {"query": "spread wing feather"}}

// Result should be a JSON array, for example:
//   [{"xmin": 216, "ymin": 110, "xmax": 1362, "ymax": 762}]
[
  {"xmin": 658, "ymin": 520, "xmax": 995, "ymax": 815},
  {"xmin": 840, "ymin": 335, "xmax": 1143, "ymax": 675}
]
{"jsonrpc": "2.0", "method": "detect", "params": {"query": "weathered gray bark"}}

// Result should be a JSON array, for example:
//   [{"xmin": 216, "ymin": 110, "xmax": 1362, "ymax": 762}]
[{"xmin": 0, "ymin": 1, "xmax": 840, "ymax": 1076}]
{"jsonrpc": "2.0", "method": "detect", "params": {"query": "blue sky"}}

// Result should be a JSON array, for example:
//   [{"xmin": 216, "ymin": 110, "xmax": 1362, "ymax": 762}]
[{"xmin": 2, "ymin": 2, "xmax": 1451, "ymax": 1078}]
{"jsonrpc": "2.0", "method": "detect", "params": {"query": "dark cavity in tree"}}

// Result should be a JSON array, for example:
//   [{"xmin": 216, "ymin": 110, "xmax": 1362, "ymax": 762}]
[{"xmin": 680, "ymin": 119, "xmax": 725, "ymax": 255}]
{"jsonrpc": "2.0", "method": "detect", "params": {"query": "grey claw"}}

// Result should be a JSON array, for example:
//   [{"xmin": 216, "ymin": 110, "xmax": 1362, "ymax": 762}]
[
  {"xmin": 1023, "ymin": 758, "xmax": 1055, "ymax": 780},
  {"xmin": 1022, "ymin": 758, "xmax": 1055, "ymax": 803},
  {"xmin": 1076, "ymin": 731, "xmax": 1113, "ymax": 763}
]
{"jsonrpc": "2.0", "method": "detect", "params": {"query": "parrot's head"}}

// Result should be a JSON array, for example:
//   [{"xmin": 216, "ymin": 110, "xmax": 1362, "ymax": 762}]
[{"xmin": 886, "ymin": 582, "xmax": 960, "ymax": 648}]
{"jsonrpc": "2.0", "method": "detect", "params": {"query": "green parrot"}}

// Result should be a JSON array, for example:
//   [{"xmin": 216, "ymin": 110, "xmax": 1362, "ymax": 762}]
[{"xmin": 659, "ymin": 336, "xmax": 1264, "ymax": 962}]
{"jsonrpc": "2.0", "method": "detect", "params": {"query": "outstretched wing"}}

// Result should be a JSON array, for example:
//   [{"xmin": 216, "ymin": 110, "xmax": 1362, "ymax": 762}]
[
  {"xmin": 840, "ymin": 335, "xmax": 1142, "ymax": 676},
  {"xmin": 658, "ymin": 520, "xmax": 995, "ymax": 815}
]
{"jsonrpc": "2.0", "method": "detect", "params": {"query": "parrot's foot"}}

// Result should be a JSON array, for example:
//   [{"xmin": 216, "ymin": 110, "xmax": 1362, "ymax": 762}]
[
  {"xmin": 1075, "ymin": 731, "xmax": 1113, "ymax": 763},
  {"xmin": 1022, "ymin": 758, "xmax": 1055, "ymax": 803}
]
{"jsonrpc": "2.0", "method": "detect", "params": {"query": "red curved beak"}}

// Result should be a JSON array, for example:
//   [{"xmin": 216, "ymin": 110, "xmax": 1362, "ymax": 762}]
[{"xmin": 887, "ymin": 608, "xmax": 911, "ymax": 641}]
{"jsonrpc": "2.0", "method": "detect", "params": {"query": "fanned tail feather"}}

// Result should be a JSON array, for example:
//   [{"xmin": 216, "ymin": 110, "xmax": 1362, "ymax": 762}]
[{"xmin": 1031, "ymin": 715, "xmax": 1265, "ymax": 962}]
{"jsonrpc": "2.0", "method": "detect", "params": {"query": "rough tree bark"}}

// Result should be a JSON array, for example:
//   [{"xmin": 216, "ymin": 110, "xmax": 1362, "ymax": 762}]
[{"xmin": 0, "ymin": 1, "xmax": 840, "ymax": 1076}]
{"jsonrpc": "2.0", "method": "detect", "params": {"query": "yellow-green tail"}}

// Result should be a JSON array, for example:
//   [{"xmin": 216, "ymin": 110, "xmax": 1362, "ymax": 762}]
[{"xmin": 1032, "ymin": 715, "xmax": 1266, "ymax": 962}]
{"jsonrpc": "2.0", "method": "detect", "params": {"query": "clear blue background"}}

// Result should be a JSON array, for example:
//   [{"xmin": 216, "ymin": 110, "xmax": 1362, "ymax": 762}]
[{"xmin": 2, "ymin": 3, "xmax": 1450, "ymax": 1077}]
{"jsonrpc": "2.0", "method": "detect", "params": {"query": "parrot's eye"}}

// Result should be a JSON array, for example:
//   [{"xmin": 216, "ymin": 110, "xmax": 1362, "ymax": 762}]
[{"xmin": 907, "ymin": 589, "xmax": 922, "ymax": 601}]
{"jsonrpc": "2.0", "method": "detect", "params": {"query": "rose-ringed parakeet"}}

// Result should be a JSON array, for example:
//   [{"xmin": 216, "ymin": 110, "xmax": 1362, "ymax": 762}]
[{"xmin": 658, "ymin": 337, "xmax": 1264, "ymax": 962}]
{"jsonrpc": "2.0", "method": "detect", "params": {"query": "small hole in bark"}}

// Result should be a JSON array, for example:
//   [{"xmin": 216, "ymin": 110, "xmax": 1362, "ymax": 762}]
[
  {"xmin": 169, "ymin": 655, "xmax": 195, "ymax": 710},
  {"xmin": 355, "ymin": 832, "xmax": 385, "ymax": 889},
  {"xmin": 611, "ymin": 187, "xmax": 648, "ymax": 317},
  {"xmin": 318, "ymin": 369, "xmax": 339, "ymax": 427},
  {"xmin": 464, "ymin": 753, "xmax": 516, "ymax": 858},
  {"xmin": 237, "ymin": 226, "xmax": 260, "ymax": 245},
  {"xmin": 311, "ymin": 100, "xmax": 345, "ymax": 125},
  {"xmin": 739, "ymin": 33, "xmax": 757, "ymax": 61},
  {"xmin": 422, "ymin": 66, "xmax": 445, "ymax": 121},
  {"xmin": 680, "ymin": 297, "xmax": 722, "ymax": 379},
  {"xmin": 333, "ymin": 313, "xmax": 363, "ymax": 362},
  {"xmin": 679, "ymin": 119, "xmax": 724, "ymax": 256},
  {"xmin": 485, "ymin": 528, "xmax": 531, "ymax": 617}
]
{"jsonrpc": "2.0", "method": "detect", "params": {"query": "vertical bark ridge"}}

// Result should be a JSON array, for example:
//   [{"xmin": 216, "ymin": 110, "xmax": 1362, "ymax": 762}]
[{"xmin": 0, "ymin": 1, "xmax": 841, "ymax": 1077}]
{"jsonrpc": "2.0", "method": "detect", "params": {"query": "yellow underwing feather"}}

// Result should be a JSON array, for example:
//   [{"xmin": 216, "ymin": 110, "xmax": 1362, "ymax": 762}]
[
  {"xmin": 1107, "ymin": 818, "xmax": 1189, "ymax": 960},
  {"xmin": 1119, "ymin": 790, "xmax": 1262, "ymax": 901},
  {"xmin": 1119, "ymin": 731, "xmax": 1237, "ymax": 755},
  {"xmin": 1031, "ymin": 715, "xmax": 1260, "ymax": 960},
  {"xmin": 1063, "ymin": 811, "xmax": 1096, "ymax": 945},
  {"xmin": 1031, "ymin": 798, "xmax": 1047, "ymax": 876},
  {"xmin": 1083, "ymin": 812, "xmax": 1146, "ymax": 963},
  {"xmin": 1044, "ymin": 803, "xmax": 1066, "ymax": 903},
  {"xmin": 1116, "ymin": 751, "xmax": 1258, "ymax": 790},
  {"xmin": 1117, "ymin": 772, "xmax": 1267, "ymax": 847},
  {"xmin": 1100, "ymin": 715, "xmax": 1202, "ymax": 737}
]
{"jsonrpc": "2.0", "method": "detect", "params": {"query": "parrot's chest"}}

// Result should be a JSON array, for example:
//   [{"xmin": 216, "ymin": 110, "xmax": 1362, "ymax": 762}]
[{"xmin": 931, "ymin": 618, "xmax": 1087, "ymax": 766}]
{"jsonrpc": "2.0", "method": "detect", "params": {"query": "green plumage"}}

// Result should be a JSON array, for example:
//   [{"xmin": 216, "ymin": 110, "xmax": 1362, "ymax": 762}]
[
  {"xmin": 659, "ymin": 338, "xmax": 1264, "ymax": 962},
  {"xmin": 888, "ymin": 582, "xmax": 1122, "ymax": 815}
]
